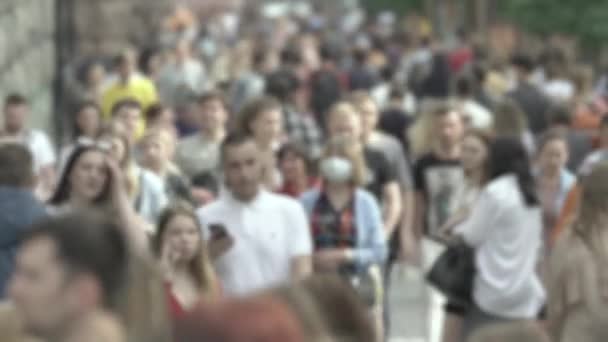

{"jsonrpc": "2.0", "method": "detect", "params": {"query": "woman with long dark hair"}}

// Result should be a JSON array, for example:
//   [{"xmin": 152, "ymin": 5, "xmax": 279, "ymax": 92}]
[{"xmin": 454, "ymin": 137, "xmax": 545, "ymax": 339}]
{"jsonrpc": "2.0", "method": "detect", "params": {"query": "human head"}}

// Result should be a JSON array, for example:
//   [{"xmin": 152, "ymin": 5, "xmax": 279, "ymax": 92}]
[
  {"xmin": 73, "ymin": 101, "xmax": 102, "ymax": 140},
  {"xmin": 175, "ymin": 296, "xmax": 305, "ymax": 342},
  {"xmin": 3, "ymin": 94, "xmax": 29, "ymax": 134},
  {"xmin": 111, "ymin": 98, "xmax": 142, "ymax": 142},
  {"xmin": 138, "ymin": 47, "xmax": 162, "ymax": 79},
  {"xmin": 9, "ymin": 212, "xmax": 128, "ymax": 338},
  {"xmin": 153, "ymin": 203, "xmax": 216, "ymax": 294},
  {"xmin": 238, "ymin": 96, "xmax": 283, "ymax": 149},
  {"xmin": 278, "ymin": 143, "xmax": 314, "ymax": 183},
  {"xmin": 537, "ymin": 130, "xmax": 569, "ymax": 175},
  {"xmin": 492, "ymin": 98, "xmax": 528, "ymax": 137},
  {"xmin": 115, "ymin": 49, "xmax": 137, "ymax": 81},
  {"xmin": 139, "ymin": 129, "xmax": 176, "ymax": 171},
  {"xmin": 510, "ymin": 53, "xmax": 535, "ymax": 80},
  {"xmin": 548, "ymin": 105, "xmax": 572, "ymax": 128},
  {"xmin": 461, "ymin": 130, "xmax": 492, "ymax": 178},
  {"xmin": 49, "ymin": 144, "xmax": 111, "ymax": 206},
  {"xmin": 265, "ymin": 69, "xmax": 300, "ymax": 104},
  {"xmin": 320, "ymin": 136, "xmax": 367, "ymax": 187},
  {"xmin": 85, "ymin": 62, "xmax": 106, "ymax": 87},
  {"xmin": 295, "ymin": 275, "xmax": 376, "ymax": 342},
  {"xmin": 348, "ymin": 91, "xmax": 380, "ymax": 142},
  {"xmin": 455, "ymin": 74, "xmax": 475, "ymax": 99},
  {"xmin": 488, "ymin": 136, "xmax": 538, "ymax": 206},
  {"xmin": 432, "ymin": 103, "xmax": 465, "ymax": 150},
  {"xmin": 197, "ymin": 91, "xmax": 228, "ymax": 135},
  {"xmin": 145, "ymin": 103, "xmax": 175, "ymax": 131},
  {"xmin": 326, "ymin": 101, "xmax": 363, "ymax": 143},
  {"xmin": 0, "ymin": 143, "xmax": 34, "ymax": 188},
  {"xmin": 221, "ymin": 133, "xmax": 263, "ymax": 202},
  {"xmin": 99, "ymin": 127, "xmax": 131, "ymax": 168}
]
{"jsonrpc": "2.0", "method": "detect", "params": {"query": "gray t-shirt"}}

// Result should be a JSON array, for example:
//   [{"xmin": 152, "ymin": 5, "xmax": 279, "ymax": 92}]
[
  {"xmin": 175, "ymin": 133, "xmax": 221, "ymax": 180},
  {"xmin": 367, "ymin": 131, "xmax": 413, "ymax": 190}
]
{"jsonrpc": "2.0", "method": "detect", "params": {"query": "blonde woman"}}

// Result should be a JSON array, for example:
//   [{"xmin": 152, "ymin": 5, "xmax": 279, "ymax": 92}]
[
  {"xmin": 299, "ymin": 136, "xmax": 387, "ymax": 340},
  {"xmin": 153, "ymin": 203, "xmax": 220, "ymax": 318},
  {"xmin": 548, "ymin": 162, "xmax": 608, "ymax": 342}
]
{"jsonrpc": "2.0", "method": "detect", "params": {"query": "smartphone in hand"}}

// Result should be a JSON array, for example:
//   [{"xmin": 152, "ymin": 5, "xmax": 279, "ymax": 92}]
[{"xmin": 208, "ymin": 223, "xmax": 234, "ymax": 259}]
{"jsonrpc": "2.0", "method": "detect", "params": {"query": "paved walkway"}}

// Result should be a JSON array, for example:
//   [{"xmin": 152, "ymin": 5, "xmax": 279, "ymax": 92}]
[{"xmin": 388, "ymin": 265, "xmax": 429, "ymax": 342}]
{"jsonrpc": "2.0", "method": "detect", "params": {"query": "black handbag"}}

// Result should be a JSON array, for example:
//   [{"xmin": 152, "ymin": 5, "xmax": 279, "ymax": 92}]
[{"xmin": 425, "ymin": 237, "xmax": 475, "ymax": 308}]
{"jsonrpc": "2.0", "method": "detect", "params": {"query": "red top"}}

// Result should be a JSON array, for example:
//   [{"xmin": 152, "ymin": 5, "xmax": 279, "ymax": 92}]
[{"xmin": 165, "ymin": 283, "xmax": 187, "ymax": 319}]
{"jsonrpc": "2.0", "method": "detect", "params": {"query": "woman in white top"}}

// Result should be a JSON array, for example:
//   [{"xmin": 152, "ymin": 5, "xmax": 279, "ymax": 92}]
[{"xmin": 456, "ymin": 136, "xmax": 545, "ymax": 339}]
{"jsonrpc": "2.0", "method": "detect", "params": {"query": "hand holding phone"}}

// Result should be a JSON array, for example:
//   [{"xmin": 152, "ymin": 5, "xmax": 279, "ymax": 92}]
[{"xmin": 208, "ymin": 223, "xmax": 234, "ymax": 260}]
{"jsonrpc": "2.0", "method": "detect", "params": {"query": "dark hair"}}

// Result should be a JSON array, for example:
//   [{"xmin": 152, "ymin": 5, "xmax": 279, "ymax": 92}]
[
  {"xmin": 278, "ymin": 143, "xmax": 315, "ymax": 175},
  {"xmin": 49, "ymin": 145, "xmax": 111, "ymax": 206},
  {"xmin": 4, "ymin": 93, "xmax": 27, "ymax": 107},
  {"xmin": 220, "ymin": 133, "xmax": 255, "ymax": 164},
  {"xmin": 0, "ymin": 143, "xmax": 33, "ymax": 187},
  {"xmin": 73, "ymin": 101, "xmax": 102, "ymax": 140},
  {"xmin": 488, "ymin": 136, "xmax": 539, "ymax": 206},
  {"xmin": 238, "ymin": 96, "xmax": 282, "ymax": 136},
  {"xmin": 23, "ymin": 211, "xmax": 128, "ymax": 307},
  {"xmin": 266, "ymin": 70, "xmax": 300, "ymax": 102},
  {"xmin": 144, "ymin": 103, "xmax": 166, "ymax": 123},
  {"xmin": 548, "ymin": 105, "xmax": 572, "ymax": 126},
  {"xmin": 110, "ymin": 98, "xmax": 142, "ymax": 117},
  {"xmin": 138, "ymin": 46, "xmax": 161, "ymax": 76},
  {"xmin": 511, "ymin": 53, "xmax": 535, "ymax": 73},
  {"xmin": 198, "ymin": 90, "xmax": 225, "ymax": 106},
  {"xmin": 455, "ymin": 74, "xmax": 475, "ymax": 97}
]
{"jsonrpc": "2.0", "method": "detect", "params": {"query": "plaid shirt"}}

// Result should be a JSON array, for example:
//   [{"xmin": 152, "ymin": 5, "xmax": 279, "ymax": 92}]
[{"xmin": 283, "ymin": 106, "xmax": 324, "ymax": 160}]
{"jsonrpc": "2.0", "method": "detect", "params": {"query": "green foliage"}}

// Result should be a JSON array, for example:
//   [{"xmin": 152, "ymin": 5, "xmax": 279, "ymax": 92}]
[
  {"xmin": 360, "ymin": 0, "xmax": 425, "ymax": 16},
  {"xmin": 498, "ymin": 0, "xmax": 608, "ymax": 48}
]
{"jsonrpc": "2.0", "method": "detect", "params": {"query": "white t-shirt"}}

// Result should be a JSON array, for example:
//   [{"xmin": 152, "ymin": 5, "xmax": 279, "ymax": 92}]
[
  {"xmin": 4, "ymin": 129, "xmax": 56, "ymax": 173},
  {"xmin": 456, "ymin": 174, "xmax": 546, "ymax": 318},
  {"xmin": 197, "ymin": 189, "xmax": 312, "ymax": 296}
]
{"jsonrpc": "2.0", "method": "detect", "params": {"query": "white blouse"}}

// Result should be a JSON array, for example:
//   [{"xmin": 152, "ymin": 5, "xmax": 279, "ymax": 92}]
[{"xmin": 456, "ymin": 174, "xmax": 546, "ymax": 318}]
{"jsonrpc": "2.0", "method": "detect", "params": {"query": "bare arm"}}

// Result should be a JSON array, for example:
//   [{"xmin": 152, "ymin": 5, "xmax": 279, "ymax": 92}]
[
  {"xmin": 382, "ymin": 181, "xmax": 402, "ymax": 237},
  {"xmin": 291, "ymin": 255, "xmax": 313, "ymax": 280},
  {"xmin": 399, "ymin": 189, "xmax": 419, "ymax": 262}
]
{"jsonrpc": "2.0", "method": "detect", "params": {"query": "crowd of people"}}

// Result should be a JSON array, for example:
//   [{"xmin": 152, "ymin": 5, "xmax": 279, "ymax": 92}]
[{"xmin": 0, "ymin": 2, "xmax": 608, "ymax": 342}]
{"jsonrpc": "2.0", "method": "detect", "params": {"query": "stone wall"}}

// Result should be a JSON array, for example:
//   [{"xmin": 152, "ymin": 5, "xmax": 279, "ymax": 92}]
[
  {"xmin": 0, "ymin": 0, "xmax": 56, "ymax": 131},
  {"xmin": 73, "ymin": 0, "xmax": 172, "ymax": 56}
]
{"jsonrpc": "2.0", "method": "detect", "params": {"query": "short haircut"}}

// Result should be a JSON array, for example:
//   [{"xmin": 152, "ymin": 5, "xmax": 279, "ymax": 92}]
[
  {"xmin": 237, "ymin": 96, "xmax": 281, "ymax": 136},
  {"xmin": 4, "ymin": 93, "xmax": 27, "ymax": 108},
  {"xmin": 278, "ymin": 143, "xmax": 315, "ymax": 174},
  {"xmin": 197, "ymin": 90, "xmax": 226, "ymax": 108},
  {"xmin": 23, "ymin": 211, "xmax": 128, "ymax": 307},
  {"xmin": 265, "ymin": 70, "xmax": 300, "ymax": 102},
  {"xmin": 220, "ymin": 133, "xmax": 255, "ymax": 164},
  {"xmin": 144, "ymin": 103, "xmax": 166, "ymax": 123},
  {"xmin": 0, "ymin": 143, "xmax": 33, "ymax": 187},
  {"xmin": 110, "ymin": 98, "xmax": 142, "ymax": 117},
  {"xmin": 511, "ymin": 53, "xmax": 535, "ymax": 73},
  {"xmin": 548, "ymin": 105, "xmax": 572, "ymax": 126}
]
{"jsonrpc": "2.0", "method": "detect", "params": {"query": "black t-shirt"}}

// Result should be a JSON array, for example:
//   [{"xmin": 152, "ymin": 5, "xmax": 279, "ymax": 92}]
[
  {"xmin": 363, "ymin": 148, "xmax": 397, "ymax": 203},
  {"xmin": 379, "ymin": 108, "xmax": 412, "ymax": 154},
  {"xmin": 413, "ymin": 153, "xmax": 464, "ymax": 237}
]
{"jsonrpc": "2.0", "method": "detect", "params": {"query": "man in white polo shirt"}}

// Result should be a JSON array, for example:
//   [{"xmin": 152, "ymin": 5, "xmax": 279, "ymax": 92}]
[{"xmin": 197, "ymin": 133, "xmax": 312, "ymax": 295}]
